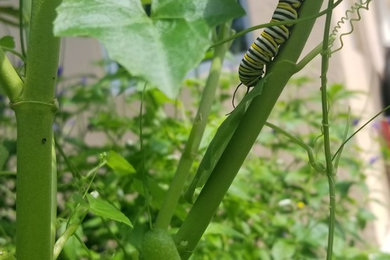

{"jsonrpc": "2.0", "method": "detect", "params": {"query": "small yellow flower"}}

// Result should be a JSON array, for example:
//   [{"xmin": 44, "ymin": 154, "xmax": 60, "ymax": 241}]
[{"xmin": 297, "ymin": 201, "xmax": 305, "ymax": 209}]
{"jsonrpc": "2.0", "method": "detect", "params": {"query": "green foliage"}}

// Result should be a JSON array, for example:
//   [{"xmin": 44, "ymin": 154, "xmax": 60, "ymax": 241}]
[
  {"xmin": 53, "ymin": 0, "xmax": 244, "ymax": 98},
  {"xmin": 0, "ymin": 61, "xmax": 387, "ymax": 258},
  {"xmin": 0, "ymin": 1, "xmax": 388, "ymax": 259},
  {"xmin": 105, "ymin": 151, "xmax": 136, "ymax": 176},
  {"xmin": 186, "ymin": 80, "xmax": 382, "ymax": 260}
]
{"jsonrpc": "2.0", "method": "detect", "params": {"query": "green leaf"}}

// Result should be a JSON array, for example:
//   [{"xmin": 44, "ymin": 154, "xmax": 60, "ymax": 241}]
[
  {"xmin": 54, "ymin": 0, "xmax": 244, "ymax": 98},
  {"xmin": 151, "ymin": 0, "xmax": 244, "ymax": 27},
  {"xmin": 271, "ymin": 240, "xmax": 295, "ymax": 260},
  {"xmin": 86, "ymin": 193, "xmax": 133, "ymax": 227},
  {"xmin": 106, "ymin": 150, "xmax": 136, "ymax": 176},
  {"xmin": 0, "ymin": 36, "xmax": 15, "ymax": 49}
]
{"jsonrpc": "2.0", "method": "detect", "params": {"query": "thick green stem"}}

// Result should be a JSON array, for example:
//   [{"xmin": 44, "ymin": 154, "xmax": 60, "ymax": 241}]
[
  {"xmin": 175, "ymin": 2, "xmax": 323, "ymax": 258},
  {"xmin": 321, "ymin": 1, "xmax": 335, "ymax": 259},
  {"xmin": 13, "ymin": 102, "xmax": 57, "ymax": 260},
  {"xmin": 155, "ymin": 23, "xmax": 232, "ymax": 229},
  {"xmin": 0, "ymin": 47, "xmax": 23, "ymax": 102},
  {"xmin": 23, "ymin": 0, "xmax": 60, "ymax": 102},
  {"xmin": 14, "ymin": 0, "xmax": 61, "ymax": 259}
]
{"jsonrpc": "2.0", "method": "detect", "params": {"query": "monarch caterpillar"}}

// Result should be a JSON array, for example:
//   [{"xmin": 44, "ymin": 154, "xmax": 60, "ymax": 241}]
[{"xmin": 238, "ymin": 0, "xmax": 304, "ymax": 89}]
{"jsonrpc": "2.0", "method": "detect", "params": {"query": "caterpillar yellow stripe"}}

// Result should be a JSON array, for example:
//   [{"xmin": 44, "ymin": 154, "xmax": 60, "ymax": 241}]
[{"xmin": 238, "ymin": 0, "xmax": 304, "ymax": 88}]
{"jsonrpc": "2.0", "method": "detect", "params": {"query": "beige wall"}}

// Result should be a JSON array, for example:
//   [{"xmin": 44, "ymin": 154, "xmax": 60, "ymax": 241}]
[{"xmin": 246, "ymin": 0, "xmax": 390, "ymax": 250}]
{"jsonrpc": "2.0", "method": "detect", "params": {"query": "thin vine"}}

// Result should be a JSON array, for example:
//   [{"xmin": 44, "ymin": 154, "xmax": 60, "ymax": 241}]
[{"xmin": 321, "ymin": 0, "xmax": 336, "ymax": 259}]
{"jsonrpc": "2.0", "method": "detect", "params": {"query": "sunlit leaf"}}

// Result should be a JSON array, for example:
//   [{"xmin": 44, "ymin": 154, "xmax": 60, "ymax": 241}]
[
  {"xmin": 54, "ymin": 0, "xmax": 244, "ymax": 98},
  {"xmin": 106, "ymin": 150, "xmax": 136, "ymax": 176},
  {"xmin": 86, "ymin": 193, "xmax": 133, "ymax": 227}
]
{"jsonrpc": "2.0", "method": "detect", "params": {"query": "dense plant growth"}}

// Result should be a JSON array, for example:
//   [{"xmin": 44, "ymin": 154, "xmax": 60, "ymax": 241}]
[{"xmin": 1, "ymin": 0, "xmax": 390, "ymax": 259}]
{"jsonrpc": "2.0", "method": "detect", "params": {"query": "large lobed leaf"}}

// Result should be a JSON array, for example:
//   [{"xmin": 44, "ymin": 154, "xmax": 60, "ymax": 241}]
[{"xmin": 54, "ymin": 0, "xmax": 244, "ymax": 98}]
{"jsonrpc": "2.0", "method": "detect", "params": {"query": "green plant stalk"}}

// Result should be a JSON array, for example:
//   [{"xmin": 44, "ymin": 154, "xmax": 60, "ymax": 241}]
[
  {"xmin": 320, "ymin": 1, "xmax": 335, "ymax": 259},
  {"xmin": 53, "ymin": 205, "xmax": 89, "ymax": 260},
  {"xmin": 175, "ymin": 1, "xmax": 324, "ymax": 258},
  {"xmin": 0, "ymin": 47, "xmax": 23, "ymax": 102},
  {"xmin": 13, "ymin": 0, "xmax": 61, "ymax": 259},
  {"xmin": 19, "ymin": 0, "xmax": 27, "ymax": 58},
  {"xmin": 155, "ymin": 23, "xmax": 232, "ymax": 230}
]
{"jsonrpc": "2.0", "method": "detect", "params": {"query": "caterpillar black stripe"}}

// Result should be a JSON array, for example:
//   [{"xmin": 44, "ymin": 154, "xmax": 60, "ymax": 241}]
[{"xmin": 238, "ymin": 0, "xmax": 304, "ymax": 88}]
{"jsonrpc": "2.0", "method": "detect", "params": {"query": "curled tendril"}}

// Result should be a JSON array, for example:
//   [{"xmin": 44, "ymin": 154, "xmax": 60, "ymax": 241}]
[{"xmin": 330, "ymin": 0, "xmax": 372, "ymax": 54}]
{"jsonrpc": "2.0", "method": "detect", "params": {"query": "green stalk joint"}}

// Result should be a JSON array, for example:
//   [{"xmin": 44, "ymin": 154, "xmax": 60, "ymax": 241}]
[{"xmin": 10, "ymin": 99, "xmax": 59, "ymax": 114}]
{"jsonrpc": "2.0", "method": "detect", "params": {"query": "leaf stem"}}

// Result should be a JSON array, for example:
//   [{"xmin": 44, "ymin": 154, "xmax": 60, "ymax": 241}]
[
  {"xmin": 265, "ymin": 121, "xmax": 324, "ymax": 172},
  {"xmin": 332, "ymin": 104, "xmax": 390, "ymax": 161},
  {"xmin": 295, "ymin": 42, "xmax": 323, "ymax": 73},
  {"xmin": 0, "ymin": 47, "xmax": 23, "ymax": 102},
  {"xmin": 53, "ymin": 204, "xmax": 89, "ymax": 259},
  {"xmin": 155, "ymin": 23, "xmax": 232, "ymax": 230}
]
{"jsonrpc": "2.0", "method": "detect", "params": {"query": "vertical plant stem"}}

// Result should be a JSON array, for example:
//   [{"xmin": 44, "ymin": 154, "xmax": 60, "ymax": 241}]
[
  {"xmin": 155, "ymin": 23, "xmax": 232, "ymax": 230},
  {"xmin": 19, "ymin": 0, "xmax": 26, "ymax": 58},
  {"xmin": 13, "ymin": 0, "xmax": 61, "ymax": 259},
  {"xmin": 320, "ymin": 1, "xmax": 335, "ymax": 259},
  {"xmin": 175, "ymin": 1, "xmax": 323, "ymax": 258}
]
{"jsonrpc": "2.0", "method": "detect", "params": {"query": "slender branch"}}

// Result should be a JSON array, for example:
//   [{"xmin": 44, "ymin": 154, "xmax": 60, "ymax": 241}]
[
  {"xmin": 320, "ymin": 1, "xmax": 336, "ymax": 259},
  {"xmin": 155, "ymin": 22, "xmax": 232, "ymax": 230},
  {"xmin": 53, "ymin": 204, "xmax": 89, "ymax": 259},
  {"xmin": 19, "ymin": 0, "xmax": 27, "ymax": 58},
  {"xmin": 265, "ymin": 121, "xmax": 325, "ymax": 172},
  {"xmin": 55, "ymin": 137, "xmax": 81, "ymax": 181},
  {"xmin": 0, "ymin": 47, "xmax": 23, "ymax": 102},
  {"xmin": 140, "ymin": 83, "xmax": 152, "ymax": 229},
  {"xmin": 332, "ymin": 104, "xmax": 390, "ymax": 161},
  {"xmin": 295, "ymin": 42, "xmax": 323, "ymax": 73}
]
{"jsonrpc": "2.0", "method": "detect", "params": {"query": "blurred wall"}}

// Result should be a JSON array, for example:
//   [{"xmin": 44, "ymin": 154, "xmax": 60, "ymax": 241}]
[{"xmin": 245, "ymin": 0, "xmax": 390, "ymax": 251}]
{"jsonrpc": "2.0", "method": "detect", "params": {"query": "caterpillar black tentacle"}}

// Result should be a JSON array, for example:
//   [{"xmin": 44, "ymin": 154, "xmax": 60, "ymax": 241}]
[{"xmin": 237, "ymin": 0, "xmax": 304, "ymax": 90}]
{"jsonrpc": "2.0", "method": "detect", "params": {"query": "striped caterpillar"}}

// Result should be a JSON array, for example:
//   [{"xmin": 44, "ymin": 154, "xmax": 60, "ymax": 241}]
[{"xmin": 238, "ymin": 0, "xmax": 304, "ymax": 88}]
